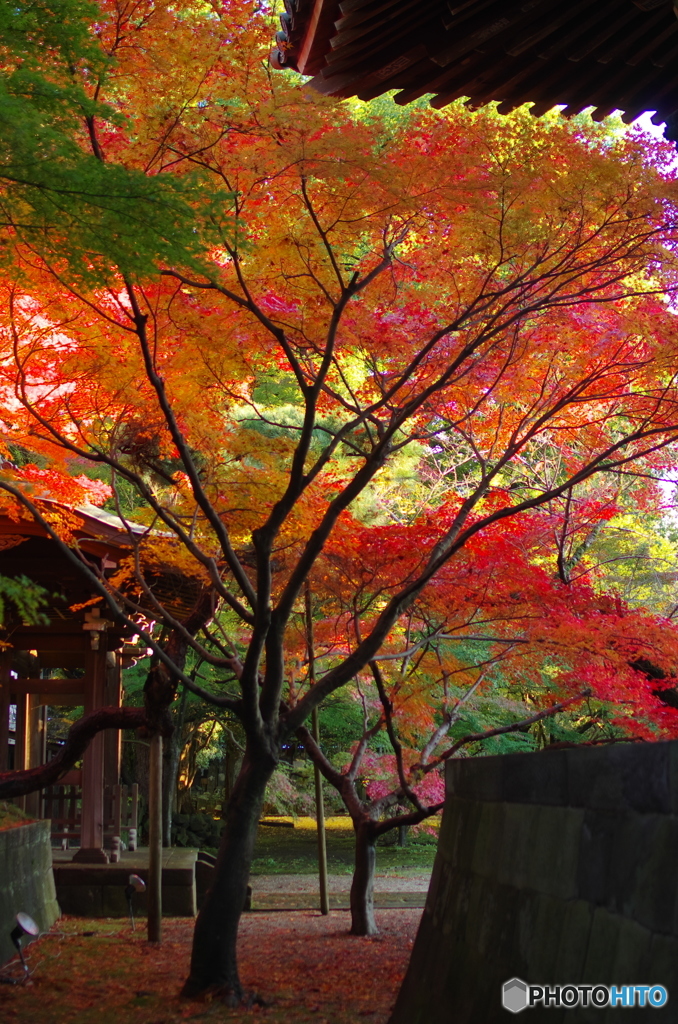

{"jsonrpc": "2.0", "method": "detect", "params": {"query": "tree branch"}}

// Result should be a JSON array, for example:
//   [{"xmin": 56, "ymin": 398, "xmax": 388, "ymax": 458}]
[
  {"xmin": 0, "ymin": 706, "xmax": 148, "ymax": 798},
  {"xmin": 421, "ymin": 689, "xmax": 592, "ymax": 771}
]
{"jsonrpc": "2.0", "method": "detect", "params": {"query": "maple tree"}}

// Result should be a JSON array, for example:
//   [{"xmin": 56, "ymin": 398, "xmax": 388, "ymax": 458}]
[
  {"xmin": 2, "ymin": 0, "xmax": 678, "ymax": 1003},
  {"xmin": 296, "ymin": 488, "xmax": 678, "ymax": 935}
]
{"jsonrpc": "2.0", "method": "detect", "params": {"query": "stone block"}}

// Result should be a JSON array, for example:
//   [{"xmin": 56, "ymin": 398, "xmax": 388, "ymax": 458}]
[
  {"xmin": 569, "ymin": 742, "xmax": 671, "ymax": 815},
  {"xmin": 459, "ymin": 872, "xmax": 492, "ymax": 951},
  {"xmin": 607, "ymin": 915, "xmax": 653, "ymax": 985},
  {"xmin": 567, "ymin": 746, "xmax": 625, "ymax": 811},
  {"xmin": 440, "ymin": 797, "xmax": 483, "ymax": 872},
  {"xmin": 611, "ymin": 815, "xmax": 678, "ymax": 933},
  {"xmin": 669, "ymin": 742, "xmax": 678, "ymax": 815},
  {"xmin": 164, "ymin": 884, "xmax": 196, "ymax": 916},
  {"xmin": 493, "ymin": 803, "xmax": 542, "ymax": 890},
  {"xmin": 645, "ymin": 932, "xmax": 678, "ymax": 994},
  {"xmin": 470, "ymin": 801, "xmax": 505, "ymax": 878},
  {"xmin": 423, "ymin": 852, "xmax": 444, "ymax": 916},
  {"xmin": 616, "ymin": 742, "xmax": 671, "ymax": 815},
  {"xmin": 581, "ymin": 907, "xmax": 622, "ymax": 984},
  {"xmin": 446, "ymin": 755, "xmax": 502, "ymax": 803},
  {"xmin": 520, "ymin": 805, "xmax": 583, "ymax": 900},
  {"xmin": 516, "ymin": 890, "xmax": 561, "ymax": 981},
  {"xmin": 501, "ymin": 748, "xmax": 569, "ymax": 806},
  {"xmin": 553, "ymin": 898, "xmax": 594, "ymax": 982},
  {"xmin": 576, "ymin": 809, "xmax": 621, "ymax": 906},
  {"xmin": 57, "ymin": 884, "xmax": 103, "ymax": 917},
  {"xmin": 0, "ymin": 821, "xmax": 60, "ymax": 967},
  {"xmin": 431, "ymin": 862, "xmax": 469, "ymax": 939},
  {"xmin": 101, "ymin": 885, "xmax": 133, "ymax": 917}
]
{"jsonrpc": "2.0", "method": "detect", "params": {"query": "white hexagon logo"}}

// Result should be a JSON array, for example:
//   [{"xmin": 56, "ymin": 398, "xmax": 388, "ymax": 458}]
[{"xmin": 502, "ymin": 978, "xmax": 529, "ymax": 1013}]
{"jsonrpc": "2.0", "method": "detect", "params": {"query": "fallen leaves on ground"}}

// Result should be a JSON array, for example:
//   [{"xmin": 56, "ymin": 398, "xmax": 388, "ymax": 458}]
[{"xmin": 0, "ymin": 910, "xmax": 420, "ymax": 1024}]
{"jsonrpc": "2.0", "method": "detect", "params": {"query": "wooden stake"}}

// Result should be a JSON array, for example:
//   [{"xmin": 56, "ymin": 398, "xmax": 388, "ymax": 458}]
[
  {"xmin": 312, "ymin": 705, "xmax": 330, "ymax": 915},
  {"xmin": 148, "ymin": 731, "xmax": 163, "ymax": 943},
  {"xmin": 305, "ymin": 584, "xmax": 329, "ymax": 916}
]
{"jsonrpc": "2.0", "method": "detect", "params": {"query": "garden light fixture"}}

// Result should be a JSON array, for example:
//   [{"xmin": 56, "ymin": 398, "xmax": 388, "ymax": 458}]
[
  {"xmin": 125, "ymin": 873, "xmax": 146, "ymax": 930},
  {"xmin": 9, "ymin": 912, "xmax": 39, "ymax": 979}
]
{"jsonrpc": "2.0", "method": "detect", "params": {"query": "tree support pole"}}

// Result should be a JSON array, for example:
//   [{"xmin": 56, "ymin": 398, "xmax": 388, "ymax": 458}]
[
  {"xmin": 306, "ymin": 583, "xmax": 329, "ymax": 916},
  {"xmin": 312, "ymin": 706, "xmax": 329, "ymax": 915},
  {"xmin": 148, "ymin": 731, "xmax": 163, "ymax": 942}
]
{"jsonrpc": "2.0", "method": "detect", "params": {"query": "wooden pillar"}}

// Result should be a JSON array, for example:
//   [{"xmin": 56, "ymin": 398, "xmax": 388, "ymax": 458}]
[
  {"xmin": 312, "ymin": 706, "xmax": 330, "ymax": 916},
  {"xmin": 103, "ymin": 653, "xmax": 122, "ymax": 792},
  {"xmin": 73, "ymin": 646, "xmax": 108, "ymax": 863},
  {"xmin": 305, "ymin": 586, "xmax": 329, "ymax": 916},
  {"xmin": 103, "ymin": 653, "xmax": 122, "ymax": 855},
  {"xmin": 148, "ymin": 732, "xmax": 163, "ymax": 943},
  {"xmin": 24, "ymin": 695, "xmax": 44, "ymax": 818},
  {"xmin": 13, "ymin": 693, "xmax": 29, "ymax": 813}
]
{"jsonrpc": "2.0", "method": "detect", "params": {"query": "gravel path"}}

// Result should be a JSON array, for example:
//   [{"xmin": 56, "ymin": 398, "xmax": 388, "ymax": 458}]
[
  {"xmin": 251, "ymin": 871, "xmax": 431, "ymax": 892},
  {"xmin": 249, "ymin": 870, "xmax": 431, "ymax": 909}
]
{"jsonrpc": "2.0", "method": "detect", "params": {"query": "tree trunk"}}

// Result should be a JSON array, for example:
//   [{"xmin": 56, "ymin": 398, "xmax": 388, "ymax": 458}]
[
  {"xmin": 223, "ymin": 739, "xmax": 242, "ymax": 811},
  {"xmin": 350, "ymin": 819, "xmax": 378, "ymax": 936},
  {"xmin": 182, "ymin": 744, "xmax": 275, "ymax": 1001}
]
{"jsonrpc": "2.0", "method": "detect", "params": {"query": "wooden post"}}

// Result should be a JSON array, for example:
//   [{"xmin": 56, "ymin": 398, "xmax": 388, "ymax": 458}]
[
  {"xmin": 103, "ymin": 653, "xmax": 122, "ymax": 854},
  {"xmin": 25, "ymin": 695, "xmax": 43, "ymax": 818},
  {"xmin": 13, "ymin": 693, "xmax": 29, "ymax": 813},
  {"xmin": 148, "ymin": 731, "xmax": 163, "ymax": 943},
  {"xmin": 305, "ymin": 584, "xmax": 329, "ymax": 916},
  {"xmin": 103, "ymin": 653, "xmax": 122, "ymax": 792},
  {"xmin": 312, "ymin": 706, "xmax": 330, "ymax": 915},
  {"xmin": 73, "ymin": 647, "xmax": 108, "ymax": 862},
  {"xmin": 129, "ymin": 782, "xmax": 139, "ymax": 851}
]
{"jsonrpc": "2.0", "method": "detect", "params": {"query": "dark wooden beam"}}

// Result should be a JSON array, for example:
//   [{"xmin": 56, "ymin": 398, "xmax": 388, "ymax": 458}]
[{"xmin": 4, "ymin": 678, "xmax": 86, "ymax": 697}]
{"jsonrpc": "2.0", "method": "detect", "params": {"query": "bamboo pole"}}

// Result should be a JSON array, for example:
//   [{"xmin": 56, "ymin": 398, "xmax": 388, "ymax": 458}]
[
  {"xmin": 305, "ymin": 585, "xmax": 329, "ymax": 916},
  {"xmin": 148, "ymin": 732, "xmax": 163, "ymax": 942}
]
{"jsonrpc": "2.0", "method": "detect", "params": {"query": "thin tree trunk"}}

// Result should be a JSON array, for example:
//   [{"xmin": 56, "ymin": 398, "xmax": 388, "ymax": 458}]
[
  {"xmin": 350, "ymin": 820, "xmax": 378, "ymax": 936},
  {"xmin": 182, "ymin": 745, "xmax": 275, "ymax": 1000}
]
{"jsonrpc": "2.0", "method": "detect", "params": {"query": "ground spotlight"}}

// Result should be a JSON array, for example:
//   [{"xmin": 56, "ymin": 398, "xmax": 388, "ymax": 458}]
[
  {"xmin": 9, "ymin": 912, "xmax": 39, "ymax": 979},
  {"xmin": 124, "ymin": 874, "xmax": 146, "ymax": 931}
]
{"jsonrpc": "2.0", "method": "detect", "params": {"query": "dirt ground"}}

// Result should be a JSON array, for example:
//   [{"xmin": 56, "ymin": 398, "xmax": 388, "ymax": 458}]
[{"xmin": 0, "ymin": 910, "xmax": 421, "ymax": 1024}]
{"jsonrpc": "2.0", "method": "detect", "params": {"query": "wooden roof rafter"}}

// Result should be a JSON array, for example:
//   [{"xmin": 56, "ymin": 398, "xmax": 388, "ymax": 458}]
[{"xmin": 272, "ymin": 0, "xmax": 678, "ymax": 130}]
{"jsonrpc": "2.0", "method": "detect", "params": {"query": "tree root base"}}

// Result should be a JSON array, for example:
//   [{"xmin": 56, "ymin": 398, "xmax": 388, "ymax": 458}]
[{"xmin": 181, "ymin": 980, "xmax": 269, "ymax": 1008}]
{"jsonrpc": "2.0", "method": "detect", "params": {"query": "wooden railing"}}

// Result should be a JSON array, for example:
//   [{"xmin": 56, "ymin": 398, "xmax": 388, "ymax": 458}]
[{"xmin": 43, "ymin": 776, "xmax": 140, "ymax": 854}]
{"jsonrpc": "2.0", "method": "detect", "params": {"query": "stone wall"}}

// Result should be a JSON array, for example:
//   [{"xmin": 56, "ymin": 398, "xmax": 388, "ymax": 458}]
[
  {"xmin": 390, "ymin": 740, "xmax": 678, "ymax": 1023},
  {"xmin": 0, "ymin": 820, "xmax": 60, "ymax": 966},
  {"xmin": 53, "ymin": 849, "xmax": 197, "ymax": 917}
]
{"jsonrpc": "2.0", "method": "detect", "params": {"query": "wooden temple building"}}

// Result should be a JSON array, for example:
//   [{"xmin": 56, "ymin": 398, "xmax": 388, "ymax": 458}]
[
  {"xmin": 272, "ymin": 0, "xmax": 678, "ymax": 130},
  {"xmin": 0, "ymin": 502, "xmax": 209, "ymax": 917},
  {"xmin": 0, "ymin": 504, "xmax": 144, "ymax": 864}
]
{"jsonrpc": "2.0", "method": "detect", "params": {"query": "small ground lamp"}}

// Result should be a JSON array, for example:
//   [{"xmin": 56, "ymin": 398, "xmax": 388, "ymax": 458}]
[
  {"xmin": 5, "ymin": 912, "xmax": 40, "ymax": 981},
  {"xmin": 125, "ymin": 873, "xmax": 146, "ymax": 930}
]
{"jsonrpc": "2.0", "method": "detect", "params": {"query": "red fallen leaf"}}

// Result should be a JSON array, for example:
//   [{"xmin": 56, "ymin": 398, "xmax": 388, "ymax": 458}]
[{"xmin": 4, "ymin": 911, "xmax": 420, "ymax": 1023}]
